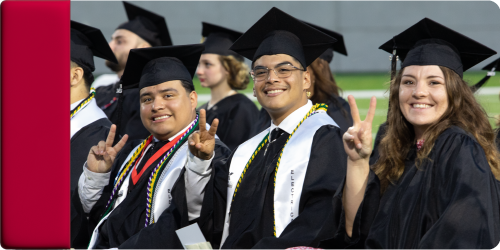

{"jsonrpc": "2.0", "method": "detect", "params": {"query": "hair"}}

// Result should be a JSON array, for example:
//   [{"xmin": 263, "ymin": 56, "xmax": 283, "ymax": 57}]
[
  {"xmin": 218, "ymin": 55, "xmax": 250, "ymax": 90},
  {"xmin": 373, "ymin": 66, "xmax": 500, "ymax": 192},
  {"xmin": 496, "ymin": 92, "xmax": 500, "ymax": 127},
  {"xmin": 181, "ymin": 80, "xmax": 195, "ymax": 94},
  {"xmin": 70, "ymin": 61, "xmax": 91, "ymax": 90},
  {"xmin": 307, "ymin": 58, "xmax": 348, "ymax": 117}
]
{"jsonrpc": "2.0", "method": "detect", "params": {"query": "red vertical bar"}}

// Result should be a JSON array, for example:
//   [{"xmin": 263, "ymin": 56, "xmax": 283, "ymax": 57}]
[{"xmin": 1, "ymin": 1, "xmax": 70, "ymax": 248}]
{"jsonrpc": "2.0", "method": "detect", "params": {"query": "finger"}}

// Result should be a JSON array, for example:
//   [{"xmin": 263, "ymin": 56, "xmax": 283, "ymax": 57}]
[
  {"xmin": 113, "ymin": 134, "xmax": 128, "ymax": 153},
  {"xmin": 352, "ymin": 131, "xmax": 362, "ymax": 149},
  {"xmin": 90, "ymin": 145, "xmax": 99, "ymax": 155},
  {"xmin": 343, "ymin": 130, "xmax": 354, "ymax": 142},
  {"xmin": 199, "ymin": 109, "xmax": 207, "ymax": 133},
  {"xmin": 208, "ymin": 118, "xmax": 219, "ymax": 137},
  {"xmin": 105, "ymin": 124, "xmax": 117, "ymax": 147},
  {"xmin": 347, "ymin": 95, "xmax": 361, "ymax": 125},
  {"xmin": 364, "ymin": 96, "xmax": 377, "ymax": 123},
  {"xmin": 191, "ymin": 132, "xmax": 201, "ymax": 147},
  {"xmin": 98, "ymin": 141, "xmax": 107, "ymax": 154},
  {"xmin": 103, "ymin": 150, "xmax": 112, "ymax": 164}
]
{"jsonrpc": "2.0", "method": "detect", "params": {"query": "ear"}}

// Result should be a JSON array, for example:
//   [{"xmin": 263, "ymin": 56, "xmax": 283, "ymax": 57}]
[
  {"xmin": 189, "ymin": 91, "xmax": 198, "ymax": 111},
  {"xmin": 71, "ymin": 67, "xmax": 84, "ymax": 87},
  {"xmin": 253, "ymin": 86, "xmax": 256, "ymax": 97},
  {"xmin": 302, "ymin": 70, "xmax": 311, "ymax": 91},
  {"xmin": 137, "ymin": 41, "xmax": 152, "ymax": 49}
]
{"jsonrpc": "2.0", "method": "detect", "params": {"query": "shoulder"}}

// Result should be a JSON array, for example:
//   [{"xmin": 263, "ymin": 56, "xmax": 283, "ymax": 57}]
[
  {"xmin": 227, "ymin": 94, "xmax": 257, "ymax": 107},
  {"xmin": 434, "ymin": 126, "xmax": 479, "ymax": 147}
]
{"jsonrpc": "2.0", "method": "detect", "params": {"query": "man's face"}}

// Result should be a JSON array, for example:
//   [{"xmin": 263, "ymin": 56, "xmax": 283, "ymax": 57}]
[
  {"xmin": 253, "ymin": 54, "xmax": 310, "ymax": 115},
  {"xmin": 139, "ymin": 80, "xmax": 197, "ymax": 141},
  {"xmin": 106, "ymin": 29, "xmax": 143, "ymax": 73}
]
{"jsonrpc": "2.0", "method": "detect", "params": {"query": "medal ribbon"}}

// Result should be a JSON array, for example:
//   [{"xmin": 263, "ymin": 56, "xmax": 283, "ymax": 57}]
[{"xmin": 131, "ymin": 130, "xmax": 186, "ymax": 185}]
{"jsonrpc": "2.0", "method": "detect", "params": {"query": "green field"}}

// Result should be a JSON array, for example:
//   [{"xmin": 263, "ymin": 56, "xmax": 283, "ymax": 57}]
[{"xmin": 194, "ymin": 71, "xmax": 500, "ymax": 135}]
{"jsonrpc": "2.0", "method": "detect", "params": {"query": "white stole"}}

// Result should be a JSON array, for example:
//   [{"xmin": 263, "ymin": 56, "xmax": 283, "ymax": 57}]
[
  {"xmin": 220, "ymin": 112, "xmax": 337, "ymax": 246},
  {"xmin": 88, "ymin": 142, "xmax": 188, "ymax": 249},
  {"xmin": 71, "ymin": 98, "xmax": 108, "ymax": 138}
]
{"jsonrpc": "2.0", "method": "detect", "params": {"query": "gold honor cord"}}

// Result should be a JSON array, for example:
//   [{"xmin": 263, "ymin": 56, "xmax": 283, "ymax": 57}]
[
  {"xmin": 70, "ymin": 88, "xmax": 96, "ymax": 118},
  {"xmin": 231, "ymin": 103, "xmax": 328, "ymax": 237}
]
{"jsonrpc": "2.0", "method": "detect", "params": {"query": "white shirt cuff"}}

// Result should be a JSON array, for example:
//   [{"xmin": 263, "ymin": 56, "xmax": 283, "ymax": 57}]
[{"xmin": 187, "ymin": 151, "xmax": 214, "ymax": 176}]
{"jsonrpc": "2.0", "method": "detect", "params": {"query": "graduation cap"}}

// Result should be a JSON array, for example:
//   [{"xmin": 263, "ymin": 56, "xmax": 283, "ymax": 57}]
[
  {"xmin": 302, "ymin": 21, "xmax": 347, "ymax": 63},
  {"xmin": 120, "ymin": 44, "xmax": 205, "ymax": 90},
  {"xmin": 379, "ymin": 17, "xmax": 496, "ymax": 79},
  {"xmin": 71, "ymin": 20, "xmax": 118, "ymax": 84},
  {"xmin": 202, "ymin": 22, "xmax": 244, "ymax": 61},
  {"xmin": 117, "ymin": 2, "xmax": 172, "ymax": 47},
  {"xmin": 471, "ymin": 57, "xmax": 500, "ymax": 92},
  {"xmin": 229, "ymin": 7, "xmax": 337, "ymax": 69}
]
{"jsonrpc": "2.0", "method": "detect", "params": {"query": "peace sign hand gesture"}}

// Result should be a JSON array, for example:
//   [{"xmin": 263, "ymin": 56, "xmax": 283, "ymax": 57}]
[
  {"xmin": 87, "ymin": 124, "xmax": 129, "ymax": 173},
  {"xmin": 188, "ymin": 109, "xmax": 219, "ymax": 160},
  {"xmin": 343, "ymin": 95, "xmax": 377, "ymax": 162}
]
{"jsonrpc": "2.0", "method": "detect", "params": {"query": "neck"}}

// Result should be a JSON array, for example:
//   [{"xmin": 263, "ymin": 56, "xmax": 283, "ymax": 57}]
[
  {"xmin": 268, "ymin": 97, "xmax": 308, "ymax": 126},
  {"xmin": 116, "ymin": 70, "xmax": 124, "ymax": 78},
  {"xmin": 209, "ymin": 81, "xmax": 234, "ymax": 105},
  {"xmin": 71, "ymin": 86, "xmax": 89, "ymax": 104},
  {"xmin": 414, "ymin": 126, "xmax": 428, "ymax": 141}
]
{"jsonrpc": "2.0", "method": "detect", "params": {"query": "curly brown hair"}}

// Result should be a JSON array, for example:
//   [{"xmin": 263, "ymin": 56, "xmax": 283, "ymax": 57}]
[
  {"xmin": 373, "ymin": 66, "xmax": 500, "ymax": 192},
  {"xmin": 218, "ymin": 55, "xmax": 250, "ymax": 90}
]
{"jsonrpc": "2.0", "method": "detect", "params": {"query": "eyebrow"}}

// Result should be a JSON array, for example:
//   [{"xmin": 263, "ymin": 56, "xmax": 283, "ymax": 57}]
[
  {"xmin": 253, "ymin": 61, "xmax": 295, "ymax": 69},
  {"xmin": 140, "ymin": 88, "xmax": 179, "ymax": 99},
  {"xmin": 402, "ymin": 75, "xmax": 444, "ymax": 80}
]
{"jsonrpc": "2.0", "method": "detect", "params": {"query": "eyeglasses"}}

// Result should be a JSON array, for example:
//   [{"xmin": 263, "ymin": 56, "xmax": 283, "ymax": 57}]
[{"xmin": 250, "ymin": 64, "xmax": 305, "ymax": 82}]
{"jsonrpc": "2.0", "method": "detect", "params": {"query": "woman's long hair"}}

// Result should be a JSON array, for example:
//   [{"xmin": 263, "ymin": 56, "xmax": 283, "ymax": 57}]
[
  {"xmin": 307, "ymin": 58, "xmax": 347, "ymax": 117},
  {"xmin": 373, "ymin": 66, "xmax": 500, "ymax": 192},
  {"xmin": 218, "ymin": 55, "xmax": 250, "ymax": 90}
]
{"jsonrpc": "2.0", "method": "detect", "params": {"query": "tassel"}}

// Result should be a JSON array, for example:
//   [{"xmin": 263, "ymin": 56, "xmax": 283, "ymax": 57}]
[{"xmin": 112, "ymin": 83, "xmax": 125, "ymax": 146}]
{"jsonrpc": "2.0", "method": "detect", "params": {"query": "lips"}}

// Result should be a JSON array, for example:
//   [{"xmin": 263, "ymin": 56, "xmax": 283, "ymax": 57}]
[
  {"xmin": 151, "ymin": 114, "xmax": 171, "ymax": 122},
  {"xmin": 263, "ymin": 88, "xmax": 286, "ymax": 97},
  {"xmin": 411, "ymin": 103, "xmax": 433, "ymax": 109}
]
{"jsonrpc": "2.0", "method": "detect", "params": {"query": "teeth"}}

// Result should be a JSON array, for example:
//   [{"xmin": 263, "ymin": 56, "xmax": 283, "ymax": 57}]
[
  {"xmin": 267, "ymin": 90, "xmax": 284, "ymax": 94},
  {"xmin": 154, "ymin": 115, "xmax": 170, "ymax": 121},
  {"xmin": 412, "ymin": 104, "xmax": 431, "ymax": 109}
]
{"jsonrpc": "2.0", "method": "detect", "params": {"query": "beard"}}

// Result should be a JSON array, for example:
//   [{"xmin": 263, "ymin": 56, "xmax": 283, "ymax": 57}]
[{"xmin": 105, "ymin": 59, "xmax": 124, "ymax": 73}]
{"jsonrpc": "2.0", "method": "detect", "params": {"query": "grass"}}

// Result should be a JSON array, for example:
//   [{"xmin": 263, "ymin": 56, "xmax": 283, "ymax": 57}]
[{"xmin": 190, "ymin": 71, "xmax": 500, "ymax": 136}]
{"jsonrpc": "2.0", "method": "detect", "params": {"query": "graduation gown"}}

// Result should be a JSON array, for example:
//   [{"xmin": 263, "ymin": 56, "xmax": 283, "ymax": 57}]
[
  {"xmin": 370, "ymin": 121, "xmax": 388, "ymax": 166},
  {"xmin": 250, "ymin": 95, "xmax": 352, "ymax": 137},
  {"xmin": 198, "ymin": 93, "xmax": 259, "ymax": 151},
  {"xmin": 322, "ymin": 126, "xmax": 500, "ymax": 249},
  {"xmin": 95, "ymin": 82, "xmax": 150, "ymax": 141},
  {"xmin": 75, "ymin": 125, "xmax": 231, "ymax": 249},
  {"xmin": 70, "ymin": 97, "xmax": 112, "ymax": 249}
]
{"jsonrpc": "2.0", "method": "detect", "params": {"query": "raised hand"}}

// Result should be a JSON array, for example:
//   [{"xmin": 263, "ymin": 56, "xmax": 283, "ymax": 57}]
[
  {"xmin": 188, "ymin": 109, "xmax": 219, "ymax": 160},
  {"xmin": 87, "ymin": 124, "xmax": 129, "ymax": 173},
  {"xmin": 343, "ymin": 95, "xmax": 377, "ymax": 162}
]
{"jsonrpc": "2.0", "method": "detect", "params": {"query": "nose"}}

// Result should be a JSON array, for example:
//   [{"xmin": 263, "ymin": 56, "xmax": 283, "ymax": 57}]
[
  {"xmin": 412, "ymin": 81, "xmax": 428, "ymax": 98},
  {"xmin": 267, "ymin": 69, "xmax": 280, "ymax": 83},
  {"xmin": 108, "ymin": 40, "xmax": 116, "ymax": 52},
  {"xmin": 151, "ymin": 97, "xmax": 165, "ymax": 112},
  {"xmin": 196, "ymin": 65, "xmax": 203, "ymax": 76}
]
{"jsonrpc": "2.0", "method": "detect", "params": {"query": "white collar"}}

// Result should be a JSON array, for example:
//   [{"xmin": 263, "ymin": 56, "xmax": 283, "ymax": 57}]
[
  {"xmin": 70, "ymin": 98, "xmax": 85, "ymax": 110},
  {"xmin": 152, "ymin": 119, "xmax": 196, "ymax": 142},
  {"xmin": 269, "ymin": 100, "xmax": 313, "ymax": 135}
]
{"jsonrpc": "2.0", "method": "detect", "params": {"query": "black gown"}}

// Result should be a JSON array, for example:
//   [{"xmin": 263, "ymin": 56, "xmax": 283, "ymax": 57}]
[
  {"xmin": 95, "ymin": 82, "xmax": 150, "ymax": 141},
  {"xmin": 70, "ymin": 127, "xmax": 231, "ymax": 249},
  {"xmin": 118, "ymin": 124, "xmax": 347, "ymax": 249},
  {"xmin": 322, "ymin": 126, "xmax": 500, "ymax": 249},
  {"xmin": 369, "ymin": 121, "xmax": 388, "ymax": 166},
  {"xmin": 198, "ymin": 93, "xmax": 259, "ymax": 151},
  {"xmin": 70, "ymin": 117, "xmax": 111, "ymax": 248},
  {"xmin": 250, "ymin": 96, "xmax": 352, "ymax": 137}
]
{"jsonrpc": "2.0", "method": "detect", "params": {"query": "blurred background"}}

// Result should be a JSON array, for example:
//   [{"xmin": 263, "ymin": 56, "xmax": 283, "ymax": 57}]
[{"xmin": 71, "ymin": 1, "xmax": 500, "ymax": 135}]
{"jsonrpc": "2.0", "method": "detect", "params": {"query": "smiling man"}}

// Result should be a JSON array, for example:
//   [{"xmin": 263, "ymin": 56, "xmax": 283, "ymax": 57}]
[
  {"xmin": 184, "ymin": 7, "xmax": 348, "ymax": 249},
  {"xmin": 94, "ymin": 2, "xmax": 173, "ymax": 142},
  {"xmin": 74, "ymin": 44, "xmax": 231, "ymax": 249}
]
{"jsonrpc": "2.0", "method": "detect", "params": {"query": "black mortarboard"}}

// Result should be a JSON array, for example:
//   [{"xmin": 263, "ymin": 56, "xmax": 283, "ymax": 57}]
[
  {"xmin": 120, "ymin": 44, "xmax": 204, "ymax": 90},
  {"xmin": 482, "ymin": 57, "xmax": 500, "ymax": 72},
  {"xmin": 117, "ymin": 2, "xmax": 172, "ymax": 47},
  {"xmin": 229, "ymin": 7, "xmax": 337, "ymax": 69},
  {"xmin": 379, "ymin": 17, "xmax": 496, "ymax": 79},
  {"xmin": 303, "ymin": 21, "xmax": 347, "ymax": 63},
  {"xmin": 202, "ymin": 22, "xmax": 243, "ymax": 61},
  {"xmin": 70, "ymin": 20, "xmax": 118, "ymax": 84}
]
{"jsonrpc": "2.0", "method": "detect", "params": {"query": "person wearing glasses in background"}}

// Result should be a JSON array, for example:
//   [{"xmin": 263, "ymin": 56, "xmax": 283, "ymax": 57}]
[
  {"xmin": 187, "ymin": 7, "xmax": 347, "ymax": 249},
  {"xmin": 196, "ymin": 22, "xmax": 259, "ymax": 151}
]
